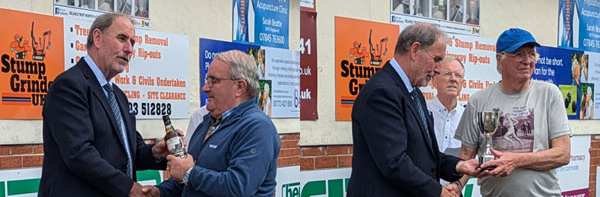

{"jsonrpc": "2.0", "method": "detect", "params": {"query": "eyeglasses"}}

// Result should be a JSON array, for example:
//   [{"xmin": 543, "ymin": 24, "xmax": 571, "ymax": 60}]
[
  {"xmin": 502, "ymin": 51, "xmax": 539, "ymax": 61},
  {"xmin": 440, "ymin": 71, "xmax": 464, "ymax": 80},
  {"xmin": 204, "ymin": 76, "xmax": 238, "ymax": 88}
]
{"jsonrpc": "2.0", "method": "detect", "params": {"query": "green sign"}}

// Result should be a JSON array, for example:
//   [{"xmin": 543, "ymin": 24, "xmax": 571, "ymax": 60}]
[
  {"xmin": 0, "ymin": 170, "xmax": 161, "ymax": 197},
  {"xmin": 281, "ymin": 178, "xmax": 350, "ymax": 197}
]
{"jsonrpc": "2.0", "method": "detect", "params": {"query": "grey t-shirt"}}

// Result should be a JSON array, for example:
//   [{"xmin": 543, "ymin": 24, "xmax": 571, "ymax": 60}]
[{"xmin": 455, "ymin": 80, "xmax": 571, "ymax": 197}]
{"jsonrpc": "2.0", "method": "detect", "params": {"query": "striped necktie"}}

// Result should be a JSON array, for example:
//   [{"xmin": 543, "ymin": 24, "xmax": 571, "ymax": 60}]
[
  {"xmin": 103, "ymin": 84, "xmax": 133, "ymax": 178},
  {"xmin": 410, "ymin": 89, "xmax": 432, "ymax": 146}
]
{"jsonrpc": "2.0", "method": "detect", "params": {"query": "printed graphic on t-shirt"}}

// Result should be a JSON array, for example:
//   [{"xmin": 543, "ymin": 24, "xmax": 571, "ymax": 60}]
[{"xmin": 492, "ymin": 107, "xmax": 534, "ymax": 153}]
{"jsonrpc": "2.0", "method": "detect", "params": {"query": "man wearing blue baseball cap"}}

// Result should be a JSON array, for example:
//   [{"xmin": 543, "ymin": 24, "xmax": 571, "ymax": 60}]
[{"xmin": 453, "ymin": 28, "xmax": 572, "ymax": 196}]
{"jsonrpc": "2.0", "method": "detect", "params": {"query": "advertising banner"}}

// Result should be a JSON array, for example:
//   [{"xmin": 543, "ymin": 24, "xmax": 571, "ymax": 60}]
[
  {"xmin": 0, "ymin": 8, "xmax": 64, "ymax": 119},
  {"xmin": 263, "ymin": 46, "xmax": 301, "ymax": 118},
  {"xmin": 557, "ymin": 135, "xmax": 590, "ymax": 197},
  {"xmin": 199, "ymin": 38, "xmax": 259, "ymax": 105},
  {"xmin": 232, "ymin": 0, "xmax": 289, "ymax": 49},
  {"xmin": 391, "ymin": 0, "xmax": 480, "ymax": 36},
  {"xmin": 62, "ymin": 18, "xmax": 190, "ymax": 119},
  {"xmin": 199, "ymin": 38, "xmax": 300, "ymax": 118},
  {"xmin": 276, "ymin": 167, "xmax": 351, "ymax": 197},
  {"xmin": 588, "ymin": 52, "xmax": 600, "ymax": 119},
  {"xmin": 558, "ymin": 0, "xmax": 600, "ymax": 52},
  {"xmin": 335, "ymin": 16, "xmax": 399, "ymax": 121},
  {"xmin": 300, "ymin": 11, "xmax": 318, "ymax": 120},
  {"xmin": 391, "ymin": 13, "xmax": 480, "ymax": 37},
  {"xmin": 531, "ymin": 46, "xmax": 600, "ymax": 120},
  {"xmin": 532, "ymin": 46, "xmax": 584, "ymax": 119},
  {"xmin": 54, "ymin": 3, "xmax": 150, "ymax": 29},
  {"xmin": 419, "ymin": 34, "xmax": 499, "ymax": 107}
]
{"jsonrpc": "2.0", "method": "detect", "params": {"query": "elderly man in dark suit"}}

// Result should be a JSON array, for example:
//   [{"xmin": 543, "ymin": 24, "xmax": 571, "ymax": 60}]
[
  {"xmin": 39, "ymin": 13, "xmax": 170, "ymax": 197},
  {"xmin": 347, "ymin": 24, "xmax": 481, "ymax": 197}
]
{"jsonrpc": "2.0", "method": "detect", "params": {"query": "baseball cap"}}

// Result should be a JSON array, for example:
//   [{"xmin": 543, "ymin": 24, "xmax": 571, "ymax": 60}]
[{"xmin": 496, "ymin": 28, "xmax": 540, "ymax": 53}]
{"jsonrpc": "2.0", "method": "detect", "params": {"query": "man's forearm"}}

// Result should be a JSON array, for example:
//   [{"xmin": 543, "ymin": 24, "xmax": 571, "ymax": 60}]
[{"xmin": 513, "ymin": 135, "xmax": 570, "ymax": 171}]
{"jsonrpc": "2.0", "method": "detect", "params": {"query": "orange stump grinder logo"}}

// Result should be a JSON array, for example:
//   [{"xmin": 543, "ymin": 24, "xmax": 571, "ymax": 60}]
[{"xmin": 2, "ymin": 21, "xmax": 53, "ymax": 106}]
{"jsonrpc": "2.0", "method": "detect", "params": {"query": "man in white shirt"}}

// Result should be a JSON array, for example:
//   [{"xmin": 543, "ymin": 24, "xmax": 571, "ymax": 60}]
[{"xmin": 427, "ymin": 56, "xmax": 465, "ymax": 157}]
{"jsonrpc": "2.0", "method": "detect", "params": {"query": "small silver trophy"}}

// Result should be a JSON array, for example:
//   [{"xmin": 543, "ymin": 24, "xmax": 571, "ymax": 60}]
[{"xmin": 476, "ymin": 111, "xmax": 499, "ymax": 170}]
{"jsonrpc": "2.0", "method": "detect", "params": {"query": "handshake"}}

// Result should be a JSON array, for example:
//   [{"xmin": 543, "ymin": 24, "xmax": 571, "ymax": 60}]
[{"xmin": 131, "ymin": 129, "xmax": 193, "ymax": 197}]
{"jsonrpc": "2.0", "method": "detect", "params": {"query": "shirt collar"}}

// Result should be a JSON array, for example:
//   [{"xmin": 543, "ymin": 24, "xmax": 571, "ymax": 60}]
[
  {"xmin": 389, "ymin": 58, "xmax": 414, "ymax": 92},
  {"xmin": 430, "ymin": 96, "xmax": 463, "ymax": 114},
  {"xmin": 430, "ymin": 96, "xmax": 445, "ymax": 111},
  {"xmin": 84, "ymin": 55, "xmax": 111, "ymax": 87},
  {"xmin": 209, "ymin": 99, "xmax": 254, "ymax": 123}
]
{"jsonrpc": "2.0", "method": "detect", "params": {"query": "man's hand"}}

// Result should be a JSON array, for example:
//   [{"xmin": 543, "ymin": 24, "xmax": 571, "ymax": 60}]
[
  {"xmin": 141, "ymin": 186, "xmax": 160, "ymax": 197},
  {"xmin": 441, "ymin": 185, "xmax": 460, "ymax": 197},
  {"xmin": 446, "ymin": 183, "xmax": 461, "ymax": 195},
  {"xmin": 152, "ymin": 129, "xmax": 186, "ymax": 159},
  {"xmin": 129, "ymin": 182, "xmax": 150, "ymax": 197},
  {"xmin": 167, "ymin": 154, "xmax": 195, "ymax": 182},
  {"xmin": 480, "ymin": 148, "xmax": 519, "ymax": 178},
  {"xmin": 455, "ymin": 158, "xmax": 480, "ymax": 176}
]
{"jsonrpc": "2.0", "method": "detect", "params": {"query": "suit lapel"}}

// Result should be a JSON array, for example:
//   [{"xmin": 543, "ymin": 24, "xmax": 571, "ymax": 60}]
[
  {"xmin": 383, "ymin": 62, "xmax": 436, "ymax": 155},
  {"xmin": 78, "ymin": 60, "xmax": 129, "ymax": 153}
]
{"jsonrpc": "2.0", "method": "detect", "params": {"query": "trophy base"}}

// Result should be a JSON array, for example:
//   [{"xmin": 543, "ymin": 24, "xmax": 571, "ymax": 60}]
[
  {"xmin": 479, "ymin": 157, "xmax": 496, "ymax": 171},
  {"xmin": 480, "ymin": 166, "xmax": 496, "ymax": 171}
]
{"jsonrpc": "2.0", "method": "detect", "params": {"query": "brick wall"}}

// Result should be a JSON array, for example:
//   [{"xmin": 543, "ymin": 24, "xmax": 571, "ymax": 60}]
[
  {"xmin": 299, "ymin": 145, "xmax": 353, "ymax": 170},
  {"xmin": 277, "ymin": 133, "xmax": 353, "ymax": 170},
  {"xmin": 0, "ymin": 144, "xmax": 44, "ymax": 170},
  {"xmin": 278, "ymin": 133, "xmax": 301, "ymax": 167}
]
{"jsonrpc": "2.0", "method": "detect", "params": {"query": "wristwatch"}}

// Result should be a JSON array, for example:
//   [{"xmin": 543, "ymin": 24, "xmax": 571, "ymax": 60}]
[
  {"xmin": 182, "ymin": 167, "xmax": 193, "ymax": 186},
  {"xmin": 452, "ymin": 180, "xmax": 463, "ymax": 189}
]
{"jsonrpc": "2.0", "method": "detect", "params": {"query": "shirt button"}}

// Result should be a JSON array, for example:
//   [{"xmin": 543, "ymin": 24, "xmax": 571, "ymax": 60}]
[{"xmin": 445, "ymin": 137, "xmax": 448, "ymax": 139}]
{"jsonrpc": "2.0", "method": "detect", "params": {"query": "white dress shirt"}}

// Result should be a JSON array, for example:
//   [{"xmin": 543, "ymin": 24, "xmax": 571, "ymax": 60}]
[{"xmin": 426, "ymin": 96, "xmax": 464, "ymax": 155}]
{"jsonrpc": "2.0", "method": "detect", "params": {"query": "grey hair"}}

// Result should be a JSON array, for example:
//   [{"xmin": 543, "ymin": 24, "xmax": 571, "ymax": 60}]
[
  {"xmin": 442, "ymin": 56, "xmax": 465, "ymax": 69},
  {"xmin": 394, "ymin": 24, "xmax": 447, "ymax": 55},
  {"xmin": 86, "ymin": 13, "xmax": 135, "ymax": 49},
  {"xmin": 214, "ymin": 50, "xmax": 260, "ymax": 97}
]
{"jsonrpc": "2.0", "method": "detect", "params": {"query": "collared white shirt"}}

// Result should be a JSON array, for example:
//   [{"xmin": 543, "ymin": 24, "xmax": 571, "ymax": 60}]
[{"xmin": 426, "ymin": 96, "xmax": 464, "ymax": 155}]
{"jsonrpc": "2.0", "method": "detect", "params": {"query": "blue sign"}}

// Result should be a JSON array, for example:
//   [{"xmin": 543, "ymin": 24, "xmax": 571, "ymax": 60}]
[
  {"xmin": 558, "ymin": 0, "xmax": 600, "ymax": 52},
  {"xmin": 533, "ymin": 46, "xmax": 584, "ymax": 119},
  {"xmin": 533, "ymin": 46, "xmax": 581, "ymax": 84},
  {"xmin": 199, "ymin": 38, "xmax": 259, "ymax": 105},
  {"xmin": 233, "ymin": 0, "xmax": 289, "ymax": 49}
]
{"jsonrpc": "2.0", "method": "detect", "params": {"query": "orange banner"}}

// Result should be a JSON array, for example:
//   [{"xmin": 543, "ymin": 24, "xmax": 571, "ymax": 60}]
[
  {"xmin": 0, "ymin": 8, "xmax": 64, "ymax": 119},
  {"xmin": 335, "ymin": 16, "xmax": 399, "ymax": 121}
]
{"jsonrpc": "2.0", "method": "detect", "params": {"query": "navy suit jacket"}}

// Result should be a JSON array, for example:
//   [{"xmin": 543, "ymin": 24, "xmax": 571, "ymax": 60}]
[
  {"xmin": 347, "ymin": 61, "xmax": 461, "ymax": 197},
  {"xmin": 38, "ymin": 59, "xmax": 166, "ymax": 197}
]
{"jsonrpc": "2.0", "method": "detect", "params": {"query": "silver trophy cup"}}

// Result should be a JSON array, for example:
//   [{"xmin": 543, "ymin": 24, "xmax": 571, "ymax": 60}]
[{"xmin": 477, "ymin": 111, "xmax": 499, "ymax": 170}]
